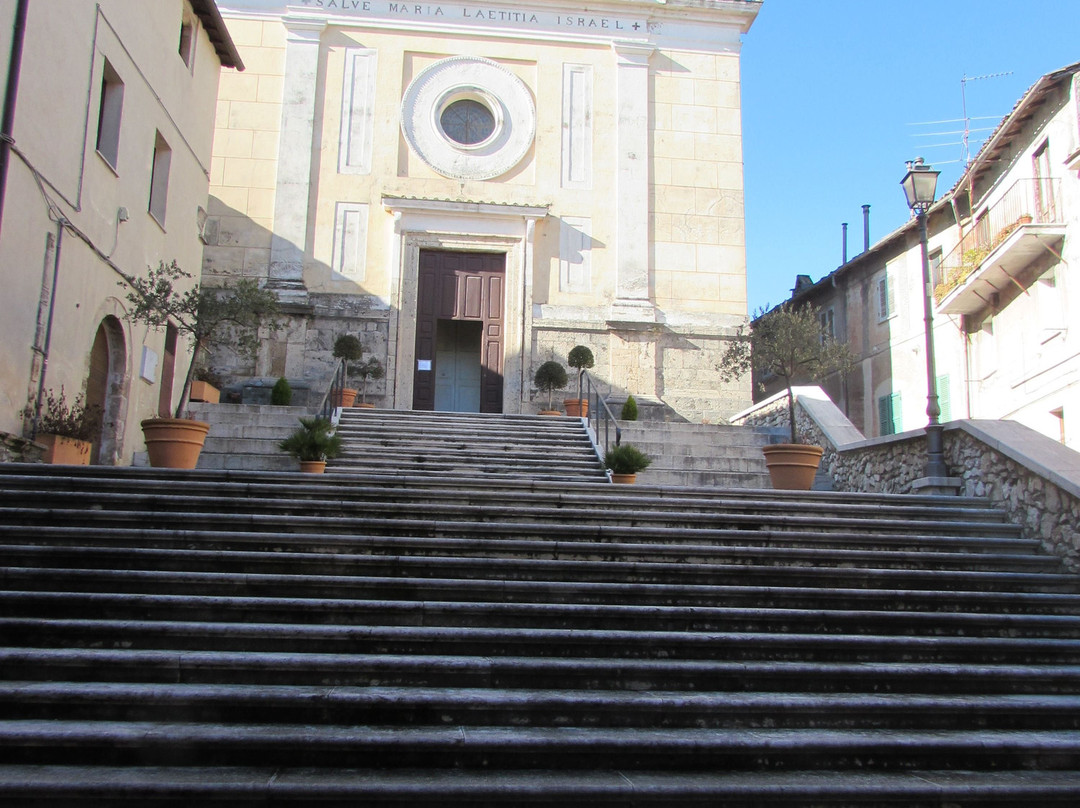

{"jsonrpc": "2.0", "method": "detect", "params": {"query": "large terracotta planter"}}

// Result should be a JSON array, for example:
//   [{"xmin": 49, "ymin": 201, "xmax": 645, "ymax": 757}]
[
  {"xmin": 564, "ymin": 398, "xmax": 588, "ymax": 418},
  {"xmin": 332, "ymin": 388, "xmax": 358, "ymax": 409},
  {"xmin": 189, "ymin": 381, "xmax": 220, "ymax": 404},
  {"xmin": 761, "ymin": 443, "xmax": 824, "ymax": 490},
  {"xmin": 299, "ymin": 460, "xmax": 326, "ymax": 474},
  {"xmin": 141, "ymin": 418, "xmax": 210, "ymax": 469},
  {"xmin": 36, "ymin": 434, "xmax": 91, "ymax": 465},
  {"xmin": 611, "ymin": 472, "xmax": 636, "ymax": 484}
]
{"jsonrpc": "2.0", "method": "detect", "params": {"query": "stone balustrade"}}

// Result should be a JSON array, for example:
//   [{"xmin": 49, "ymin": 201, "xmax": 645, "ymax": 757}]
[{"xmin": 732, "ymin": 387, "xmax": 1080, "ymax": 571}]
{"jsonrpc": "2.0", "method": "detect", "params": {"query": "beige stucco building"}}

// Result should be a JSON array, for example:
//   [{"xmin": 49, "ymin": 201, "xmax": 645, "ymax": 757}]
[
  {"xmin": 769, "ymin": 62, "xmax": 1080, "ymax": 451},
  {"xmin": 206, "ymin": 0, "xmax": 760, "ymax": 420},
  {"xmin": 0, "ymin": 0, "xmax": 241, "ymax": 462}
]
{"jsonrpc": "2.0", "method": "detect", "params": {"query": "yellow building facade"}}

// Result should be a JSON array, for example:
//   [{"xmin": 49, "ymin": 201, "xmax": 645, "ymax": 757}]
[
  {"xmin": 0, "ymin": 0, "xmax": 241, "ymax": 462},
  {"xmin": 208, "ymin": 0, "xmax": 760, "ymax": 420}
]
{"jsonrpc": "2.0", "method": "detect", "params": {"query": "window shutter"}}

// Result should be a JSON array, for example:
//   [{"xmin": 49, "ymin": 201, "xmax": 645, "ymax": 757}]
[
  {"xmin": 891, "ymin": 391, "xmax": 902, "ymax": 433},
  {"xmin": 877, "ymin": 275, "xmax": 891, "ymax": 320},
  {"xmin": 936, "ymin": 374, "xmax": 951, "ymax": 422}
]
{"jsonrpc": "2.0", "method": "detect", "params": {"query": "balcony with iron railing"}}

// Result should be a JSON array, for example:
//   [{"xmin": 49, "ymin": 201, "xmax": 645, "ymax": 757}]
[{"xmin": 935, "ymin": 177, "xmax": 1065, "ymax": 315}]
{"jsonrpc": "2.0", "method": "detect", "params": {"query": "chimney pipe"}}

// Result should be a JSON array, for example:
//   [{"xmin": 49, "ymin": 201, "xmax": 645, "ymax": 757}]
[
  {"xmin": 842, "ymin": 223, "xmax": 848, "ymax": 264},
  {"xmin": 862, "ymin": 204, "xmax": 871, "ymax": 252}
]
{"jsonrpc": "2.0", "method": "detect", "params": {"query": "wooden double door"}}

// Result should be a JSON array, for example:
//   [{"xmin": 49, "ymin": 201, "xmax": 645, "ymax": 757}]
[{"xmin": 413, "ymin": 250, "xmax": 505, "ymax": 413}]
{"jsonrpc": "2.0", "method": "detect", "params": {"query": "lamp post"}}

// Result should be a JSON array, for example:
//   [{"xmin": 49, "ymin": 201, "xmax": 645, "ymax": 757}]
[{"xmin": 900, "ymin": 157, "xmax": 948, "ymax": 479}]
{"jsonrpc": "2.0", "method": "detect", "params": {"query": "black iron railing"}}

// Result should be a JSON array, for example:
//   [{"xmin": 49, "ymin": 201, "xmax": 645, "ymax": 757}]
[
  {"xmin": 318, "ymin": 359, "xmax": 346, "ymax": 421},
  {"xmin": 582, "ymin": 370, "xmax": 620, "ymax": 468}
]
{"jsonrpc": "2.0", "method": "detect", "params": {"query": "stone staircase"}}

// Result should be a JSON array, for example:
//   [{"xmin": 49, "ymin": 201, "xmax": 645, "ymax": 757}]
[
  {"xmin": 2, "ymin": 455, "xmax": 1080, "ymax": 802},
  {"xmin": 332, "ymin": 408, "xmax": 609, "ymax": 482},
  {"xmin": 189, "ymin": 402, "xmax": 309, "ymax": 472},
  {"xmin": 617, "ymin": 420, "xmax": 788, "ymax": 489}
]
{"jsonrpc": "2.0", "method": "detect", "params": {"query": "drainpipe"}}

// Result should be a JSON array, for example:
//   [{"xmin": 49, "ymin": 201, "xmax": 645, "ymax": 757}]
[
  {"xmin": 862, "ymin": 205, "xmax": 871, "ymax": 253},
  {"xmin": 30, "ymin": 219, "xmax": 64, "ymax": 438},
  {"xmin": 0, "ymin": 0, "xmax": 29, "ymax": 241}
]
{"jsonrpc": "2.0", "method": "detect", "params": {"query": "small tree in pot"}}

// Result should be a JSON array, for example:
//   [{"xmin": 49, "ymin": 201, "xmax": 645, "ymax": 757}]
[
  {"xmin": 565, "ymin": 345, "xmax": 594, "ymax": 417},
  {"xmin": 717, "ymin": 301, "xmax": 854, "ymax": 489},
  {"xmin": 355, "ymin": 356, "xmax": 384, "ymax": 407},
  {"xmin": 604, "ymin": 442, "xmax": 651, "ymax": 484},
  {"xmin": 332, "ymin": 334, "xmax": 364, "ymax": 408},
  {"xmin": 122, "ymin": 260, "xmax": 281, "ymax": 467},
  {"xmin": 279, "ymin": 416, "xmax": 342, "ymax": 474},
  {"xmin": 533, "ymin": 360, "xmax": 568, "ymax": 415}
]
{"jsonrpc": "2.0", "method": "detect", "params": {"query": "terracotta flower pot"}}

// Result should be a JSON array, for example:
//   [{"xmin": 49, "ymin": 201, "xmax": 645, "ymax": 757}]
[
  {"xmin": 761, "ymin": 443, "xmax": 824, "ymax": 490},
  {"xmin": 564, "ymin": 398, "xmax": 588, "ymax": 418},
  {"xmin": 141, "ymin": 418, "xmax": 210, "ymax": 469},
  {"xmin": 332, "ymin": 388, "xmax": 358, "ymax": 408},
  {"xmin": 355, "ymin": 402, "xmax": 375, "ymax": 409},
  {"xmin": 611, "ymin": 472, "xmax": 636, "ymax": 484},
  {"xmin": 299, "ymin": 460, "xmax": 326, "ymax": 474},
  {"xmin": 538, "ymin": 409, "xmax": 562, "ymax": 416},
  {"xmin": 188, "ymin": 381, "xmax": 220, "ymax": 404},
  {"xmin": 36, "ymin": 434, "xmax": 91, "ymax": 465}
]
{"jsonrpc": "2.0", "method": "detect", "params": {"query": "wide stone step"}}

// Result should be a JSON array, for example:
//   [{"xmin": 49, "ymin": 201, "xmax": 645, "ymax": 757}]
[
  {"xmin": 4, "ymin": 766, "xmax": 1080, "ymax": 806},
  {"xmin": 1, "ymin": 527, "xmax": 1070, "ymax": 586},
  {"xmin": 5, "ymin": 682, "xmax": 1080, "ymax": 731},
  {"xmin": 6, "ymin": 617, "xmax": 1080, "ymax": 664},
  {"xmin": 7, "ymin": 648, "xmax": 1080, "ymax": 695},
  {"xmin": 3, "ymin": 720, "xmax": 1079, "ymax": 771},
  {"xmin": 4, "ymin": 548, "xmax": 1078, "ymax": 612},
  {"xmin": 7, "ymin": 579, "xmax": 1080, "ymax": 638}
]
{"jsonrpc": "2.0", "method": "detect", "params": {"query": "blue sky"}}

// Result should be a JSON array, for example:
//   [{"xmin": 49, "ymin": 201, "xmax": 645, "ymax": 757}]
[{"xmin": 740, "ymin": 0, "xmax": 1079, "ymax": 312}]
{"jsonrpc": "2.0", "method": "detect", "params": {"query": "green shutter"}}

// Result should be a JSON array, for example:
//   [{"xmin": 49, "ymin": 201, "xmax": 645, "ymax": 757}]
[
  {"xmin": 936, "ymin": 375, "xmax": 951, "ymax": 422},
  {"xmin": 892, "ymin": 392, "xmax": 902, "ymax": 433},
  {"xmin": 879, "ymin": 392, "xmax": 903, "ymax": 436}
]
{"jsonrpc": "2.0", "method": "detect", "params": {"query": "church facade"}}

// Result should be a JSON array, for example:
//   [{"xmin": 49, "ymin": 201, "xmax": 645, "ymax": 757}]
[{"xmin": 207, "ymin": 0, "xmax": 761, "ymax": 420}]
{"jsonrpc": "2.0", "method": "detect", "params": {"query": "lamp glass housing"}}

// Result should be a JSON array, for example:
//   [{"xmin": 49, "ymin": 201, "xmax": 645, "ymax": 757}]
[{"xmin": 901, "ymin": 161, "xmax": 940, "ymax": 210}]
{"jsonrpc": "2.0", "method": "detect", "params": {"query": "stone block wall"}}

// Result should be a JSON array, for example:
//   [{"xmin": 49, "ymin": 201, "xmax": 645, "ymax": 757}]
[{"xmin": 735, "ymin": 389, "xmax": 1080, "ymax": 572}]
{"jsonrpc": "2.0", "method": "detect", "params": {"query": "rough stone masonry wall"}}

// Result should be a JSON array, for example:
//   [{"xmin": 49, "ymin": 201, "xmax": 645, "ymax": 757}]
[{"xmin": 736, "ymin": 393, "xmax": 1080, "ymax": 572}]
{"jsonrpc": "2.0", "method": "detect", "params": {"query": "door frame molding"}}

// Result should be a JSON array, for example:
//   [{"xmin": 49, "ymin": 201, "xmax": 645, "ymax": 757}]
[{"xmin": 383, "ymin": 196, "xmax": 548, "ymax": 414}]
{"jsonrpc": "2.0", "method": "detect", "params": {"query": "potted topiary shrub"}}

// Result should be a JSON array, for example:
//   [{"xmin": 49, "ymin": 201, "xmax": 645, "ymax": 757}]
[
  {"xmin": 355, "ymin": 356, "xmax": 384, "ymax": 408},
  {"xmin": 278, "ymin": 416, "xmax": 343, "ymax": 474},
  {"xmin": 22, "ymin": 386, "xmax": 103, "ymax": 465},
  {"xmin": 604, "ymin": 442, "xmax": 651, "ymax": 484},
  {"xmin": 332, "ymin": 334, "xmax": 364, "ymax": 408},
  {"xmin": 534, "ymin": 360, "xmax": 568, "ymax": 415},
  {"xmin": 122, "ymin": 260, "xmax": 281, "ymax": 468},
  {"xmin": 717, "ymin": 301, "xmax": 855, "ymax": 490},
  {"xmin": 620, "ymin": 394, "xmax": 638, "ymax": 421},
  {"xmin": 565, "ymin": 345, "xmax": 594, "ymax": 417},
  {"xmin": 271, "ymin": 377, "xmax": 293, "ymax": 406}
]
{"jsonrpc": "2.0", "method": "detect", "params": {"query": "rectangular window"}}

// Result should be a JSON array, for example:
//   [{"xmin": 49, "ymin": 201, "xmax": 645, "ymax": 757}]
[
  {"xmin": 929, "ymin": 248, "xmax": 943, "ymax": 289},
  {"xmin": 179, "ymin": 11, "xmax": 197, "ymax": 68},
  {"xmin": 876, "ymin": 273, "xmax": 894, "ymax": 321},
  {"xmin": 148, "ymin": 132, "xmax": 171, "ymax": 226},
  {"xmin": 819, "ymin": 307, "xmax": 835, "ymax": 343},
  {"xmin": 95, "ymin": 59, "xmax": 124, "ymax": 169},
  {"xmin": 878, "ymin": 391, "xmax": 902, "ymax": 436}
]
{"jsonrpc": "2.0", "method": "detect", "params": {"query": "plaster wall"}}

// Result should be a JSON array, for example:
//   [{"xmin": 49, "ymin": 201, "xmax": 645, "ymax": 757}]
[{"xmin": 205, "ymin": 0, "xmax": 759, "ymax": 420}]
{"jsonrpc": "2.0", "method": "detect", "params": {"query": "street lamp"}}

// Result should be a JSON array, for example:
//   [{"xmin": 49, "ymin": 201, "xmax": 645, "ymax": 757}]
[{"xmin": 900, "ymin": 157, "xmax": 948, "ymax": 480}]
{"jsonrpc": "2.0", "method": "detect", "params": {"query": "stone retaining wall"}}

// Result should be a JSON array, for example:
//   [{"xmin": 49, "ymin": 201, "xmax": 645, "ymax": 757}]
[{"xmin": 734, "ymin": 389, "xmax": 1080, "ymax": 572}]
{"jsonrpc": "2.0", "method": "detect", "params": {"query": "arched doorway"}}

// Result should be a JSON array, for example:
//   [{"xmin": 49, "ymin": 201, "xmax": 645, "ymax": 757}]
[{"xmin": 85, "ymin": 316, "xmax": 126, "ymax": 464}]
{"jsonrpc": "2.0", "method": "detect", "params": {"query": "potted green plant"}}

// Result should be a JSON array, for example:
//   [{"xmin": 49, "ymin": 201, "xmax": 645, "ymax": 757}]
[
  {"xmin": 189, "ymin": 365, "xmax": 223, "ymax": 404},
  {"xmin": 565, "ymin": 345, "xmax": 594, "ymax": 417},
  {"xmin": 355, "ymin": 356, "xmax": 384, "ymax": 408},
  {"xmin": 604, "ymin": 442, "xmax": 651, "ymax": 484},
  {"xmin": 271, "ymin": 377, "xmax": 293, "ymax": 406},
  {"xmin": 122, "ymin": 260, "xmax": 281, "ymax": 468},
  {"xmin": 620, "ymin": 394, "xmax": 638, "ymax": 421},
  {"xmin": 332, "ymin": 334, "xmax": 364, "ymax": 408},
  {"xmin": 278, "ymin": 416, "xmax": 343, "ymax": 473},
  {"xmin": 533, "ymin": 360, "xmax": 568, "ymax": 415},
  {"xmin": 22, "ymin": 386, "xmax": 103, "ymax": 465},
  {"xmin": 717, "ymin": 301, "xmax": 855, "ymax": 490}
]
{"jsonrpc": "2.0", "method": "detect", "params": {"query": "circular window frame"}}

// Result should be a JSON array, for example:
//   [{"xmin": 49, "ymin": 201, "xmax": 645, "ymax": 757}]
[
  {"xmin": 435, "ymin": 89, "xmax": 501, "ymax": 150},
  {"xmin": 401, "ymin": 56, "xmax": 536, "ymax": 181}
]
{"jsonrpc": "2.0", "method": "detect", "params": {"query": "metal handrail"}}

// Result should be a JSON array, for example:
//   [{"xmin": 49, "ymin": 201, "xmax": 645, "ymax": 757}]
[
  {"xmin": 582, "ymin": 370, "xmax": 620, "ymax": 467},
  {"xmin": 318, "ymin": 359, "xmax": 347, "ymax": 422}
]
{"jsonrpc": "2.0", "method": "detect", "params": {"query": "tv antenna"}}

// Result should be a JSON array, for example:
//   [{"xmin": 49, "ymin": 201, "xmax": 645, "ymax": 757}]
[{"xmin": 961, "ymin": 71, "xmax": 1012, "ymax": 165}]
